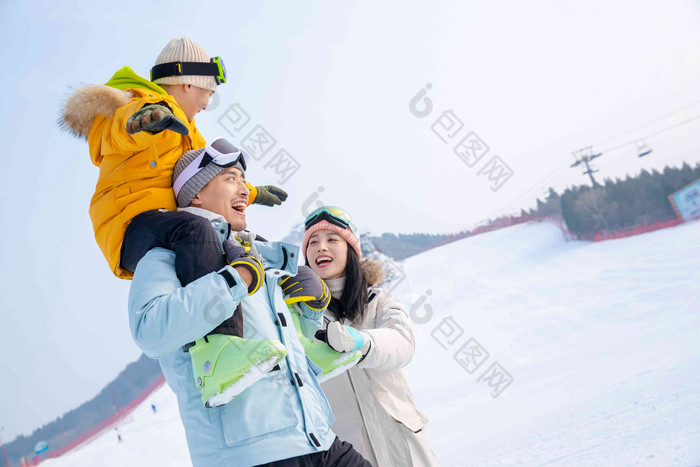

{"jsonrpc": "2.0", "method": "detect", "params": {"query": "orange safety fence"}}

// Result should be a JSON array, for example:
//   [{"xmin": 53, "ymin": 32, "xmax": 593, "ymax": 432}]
[{"xmin": 29, "ymin": 375, "xmax": 166, "ymax": 465}]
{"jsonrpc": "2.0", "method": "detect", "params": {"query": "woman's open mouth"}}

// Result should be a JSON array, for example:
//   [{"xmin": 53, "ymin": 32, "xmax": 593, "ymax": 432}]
[{"xmin": 315, "ymin": 255, "xmax": 333, "ymax": 268}]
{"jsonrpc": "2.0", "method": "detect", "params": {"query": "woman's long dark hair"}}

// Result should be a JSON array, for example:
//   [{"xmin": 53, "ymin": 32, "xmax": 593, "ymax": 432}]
[
  {"xmin": 329, "ymin": 247, "xmax": 368, "ymax": 322},
  {"xmin": 320, "ymin": 247, "xmax": 368, "ymax": 323}
]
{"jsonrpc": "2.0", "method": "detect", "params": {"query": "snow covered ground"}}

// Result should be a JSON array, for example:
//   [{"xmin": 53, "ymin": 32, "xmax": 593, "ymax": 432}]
[{"xmin": 43, "ymin": 220, "xmax": 700, "ymax": 466}]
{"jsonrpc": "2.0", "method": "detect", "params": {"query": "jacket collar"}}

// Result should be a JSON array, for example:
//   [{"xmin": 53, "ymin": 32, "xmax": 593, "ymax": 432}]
[
  {"xmin": 177, "ymin": 206, "xmax": 257, "ymax": 239},
  {"xmin": 178, "ymin": 206, "xmax": 225, "ymax": 222},
  {"xmin": 105, "ymin": 66, "xmax": 167, "ymax": 95}
]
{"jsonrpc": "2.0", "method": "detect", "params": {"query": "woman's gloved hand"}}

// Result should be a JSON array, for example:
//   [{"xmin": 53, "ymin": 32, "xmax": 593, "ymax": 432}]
[{"xmin": 324, "ymin": 322, "xmax": 368, "ymax": 353}]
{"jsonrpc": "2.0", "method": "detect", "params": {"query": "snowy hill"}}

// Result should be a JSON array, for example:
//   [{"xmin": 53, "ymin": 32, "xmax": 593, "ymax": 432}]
[{"xmin": 43, "ymin": 220, "xmax": 700, "ymax": 466}]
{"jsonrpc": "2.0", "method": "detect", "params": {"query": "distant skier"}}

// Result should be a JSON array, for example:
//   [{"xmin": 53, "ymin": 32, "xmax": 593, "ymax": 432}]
[
  {"xmin": 151, "ymin": 404, "xmax": 157, "ymax": 414},
  {"xmin": 114, "ymin": 428, "xmax": 123, "ymax": 443},
  {"xmin": 302, "ymin": 206, "xmax": 440, "ymax": 466},
  {"xmin": 127, "ymin": 140, "xmax": 371, "ymax": 465}
]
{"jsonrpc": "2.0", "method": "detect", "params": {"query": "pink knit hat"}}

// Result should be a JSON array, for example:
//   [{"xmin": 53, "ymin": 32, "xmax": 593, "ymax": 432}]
[{"xmin": 302, "ymin": 220, "xmax": 362, "ymax": 260}]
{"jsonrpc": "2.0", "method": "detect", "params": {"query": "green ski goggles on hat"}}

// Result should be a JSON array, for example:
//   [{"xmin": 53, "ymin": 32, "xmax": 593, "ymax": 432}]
[
  {"xmin": 151, "ymin": 56, "xmax": 227, "ymax": 85},
  {"xmin": 304, "ymin": 206, "xmax": 359, "ymax": 239}
]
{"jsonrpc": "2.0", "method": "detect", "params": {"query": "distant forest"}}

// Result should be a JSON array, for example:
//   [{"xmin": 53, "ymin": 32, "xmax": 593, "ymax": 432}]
[{"xmin": 527, "ymin": 162, "xmax": 700, "ymax": 235}]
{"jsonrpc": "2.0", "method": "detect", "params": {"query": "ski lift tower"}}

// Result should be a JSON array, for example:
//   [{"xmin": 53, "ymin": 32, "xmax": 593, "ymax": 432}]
[{"xmin": 571, "ymin": 146, "xmax": 603, "ymax": 186}]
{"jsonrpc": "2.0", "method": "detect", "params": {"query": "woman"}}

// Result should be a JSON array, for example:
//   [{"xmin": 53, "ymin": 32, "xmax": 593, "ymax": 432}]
[{"xmin": 301, "ymin": 206, "xmax": 440, "ymax": 467}]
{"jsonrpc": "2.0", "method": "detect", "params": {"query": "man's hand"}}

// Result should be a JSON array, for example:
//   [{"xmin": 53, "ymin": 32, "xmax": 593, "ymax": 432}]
[
  {"xmin": 252, "ymin": 185, "xmax": 288, "ymax": 207},
  {"xmin": 126, "ymin": 103, "xmax": 189, "ymax": 135},
  {"xmin": 279, "ymin": 265, "xmax": 331, "ymax": 311},
  {"xmin": 223, "ymin": 239, "xmax": 265, "ymax": 295}
]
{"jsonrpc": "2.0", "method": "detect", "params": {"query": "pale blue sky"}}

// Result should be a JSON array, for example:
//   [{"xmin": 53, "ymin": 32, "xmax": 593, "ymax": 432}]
[{"xmin": 1, "ymin": 0, "xmax": 699, "ymax": 443}]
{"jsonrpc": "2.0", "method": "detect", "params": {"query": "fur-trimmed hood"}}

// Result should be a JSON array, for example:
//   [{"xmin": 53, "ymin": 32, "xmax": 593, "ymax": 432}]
[
  {"xmin": 59, "ymin": 66, "xmax": 167, "ymax": 139},
  {"xmin": 59, "ymin": 85, "xmax": 133, "ymax": 138},
  {"xmin": 361, "ymin": 257, "xmax": 385, "ymax": 286}
]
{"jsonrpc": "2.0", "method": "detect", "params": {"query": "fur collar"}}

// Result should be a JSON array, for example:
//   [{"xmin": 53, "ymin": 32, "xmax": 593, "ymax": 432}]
[
  {"xmin": 59, "ymin": 85, "xmax": 133, "ymax": 139},
  {"xmin": 361, "ymin": 258, "xmax": 385, "ymax": 286}
]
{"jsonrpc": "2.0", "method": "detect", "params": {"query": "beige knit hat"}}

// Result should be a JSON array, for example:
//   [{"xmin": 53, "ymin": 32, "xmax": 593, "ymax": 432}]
[{"xmin": 152, "ymin": 37, "xmax": 218, "ymax": 92}]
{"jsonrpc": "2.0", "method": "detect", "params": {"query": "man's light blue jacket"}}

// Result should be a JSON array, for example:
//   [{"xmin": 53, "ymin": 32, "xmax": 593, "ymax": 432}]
[{"xmin": 128, "ymin": 208, "xmax": 336, "ymax": 466}]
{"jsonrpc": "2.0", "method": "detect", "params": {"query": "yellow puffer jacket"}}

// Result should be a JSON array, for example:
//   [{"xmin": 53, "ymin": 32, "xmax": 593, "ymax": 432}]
[
  {"xmin": 94, "ymin": 89, "xmax": 204, "ymax": 279},
  {"xmin": 61, "ymin": 68, "xmax": 258, "ymax": 279}
]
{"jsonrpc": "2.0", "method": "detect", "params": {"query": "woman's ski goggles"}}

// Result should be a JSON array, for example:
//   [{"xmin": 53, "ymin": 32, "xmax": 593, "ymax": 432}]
[
  {"xmin": 304, "ymin": 206, "xmax": 359, "ymax": 239},
  {"xmin": 151, "ymin": 56, "xmax": 227, "ymax": 85},
  {"xmin": 173, "ymin": 137, "xmax": 248, "ymax": 199}
]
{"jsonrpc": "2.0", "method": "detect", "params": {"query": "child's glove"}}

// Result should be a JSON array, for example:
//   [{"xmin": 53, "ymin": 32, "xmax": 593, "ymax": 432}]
[
  {"xmin": 324, "ymin": 322, "xmax": 368, "ymax": 353},
  {"xmin": 223, "ymin": 238, "xmax": 265, "ymax": 295},
  {"xmin": 252, "ymin": 185, "xmax": 288, "ymax": 207},
  {"xmin": 126, "ymin": 103, "xmax": 189, "ymax": 135},
  {"xmin": 279, "ymin": 265, "xmax": 331, "ymax": 311}
]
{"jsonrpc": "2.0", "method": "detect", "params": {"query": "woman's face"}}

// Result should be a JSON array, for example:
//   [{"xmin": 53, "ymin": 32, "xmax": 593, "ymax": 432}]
[{"xmin": 306, "ymin": 230, "xmax": 348, "ymax": 281}]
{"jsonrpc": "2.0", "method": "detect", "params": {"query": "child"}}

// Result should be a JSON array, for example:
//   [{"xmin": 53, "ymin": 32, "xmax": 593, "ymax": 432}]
[{"xmin": 60, "ymin": 37, "xmax": 288, "ymax": 406}]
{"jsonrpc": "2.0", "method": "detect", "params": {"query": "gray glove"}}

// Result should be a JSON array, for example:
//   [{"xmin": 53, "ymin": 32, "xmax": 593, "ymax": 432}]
[
  {"xmin": 252, "ymin": 185, "xmax": 288, "ymax": 207},
  {"xmin": 223, "ymin": 238, "xmax": 265, "ymax": 295},
  {"xmin": 126, "ymin": 103, "xmax": 189, "ymax": 135},
  {"xmin": 279, "ymin": 265, "xmax": 330, "ymax": 311}
]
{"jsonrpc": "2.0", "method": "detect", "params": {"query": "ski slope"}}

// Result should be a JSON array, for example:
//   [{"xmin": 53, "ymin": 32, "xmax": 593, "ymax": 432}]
[{"xmin": 43, "ymin": 220, "xmax": 700, "ymax": 466}]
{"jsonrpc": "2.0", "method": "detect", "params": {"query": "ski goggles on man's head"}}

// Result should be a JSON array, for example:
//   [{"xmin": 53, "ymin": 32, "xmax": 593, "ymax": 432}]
[
  {"xmin": 207, "ymin": 137, "xmax": 248, "ymax": 170},
  {"xmin": 304, "ymin": 206, "xmax": 359, "ymax": 238},
  {"xmin": 151, "ymin": 56, "xmax": 227, "ymax": 85},
  {"xmin": 173, "ymin": 137, "xmax": 248, "ymax": 199}
]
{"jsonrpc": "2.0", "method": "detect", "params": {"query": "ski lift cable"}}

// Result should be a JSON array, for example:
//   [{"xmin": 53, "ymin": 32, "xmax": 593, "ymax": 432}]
[
  {"xmin": 598, "ymin": 113, "xmax": 700, "ymax": 155},
  {"xmin": 590, "ymin": 98, "xmax": 700, "ymax": 149}
]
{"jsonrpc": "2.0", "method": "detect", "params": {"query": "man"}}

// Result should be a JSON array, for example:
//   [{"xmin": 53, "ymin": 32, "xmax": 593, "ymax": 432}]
[{"xmin": 127, "ymin": 138, "xmax": 370, "ymax": 466}]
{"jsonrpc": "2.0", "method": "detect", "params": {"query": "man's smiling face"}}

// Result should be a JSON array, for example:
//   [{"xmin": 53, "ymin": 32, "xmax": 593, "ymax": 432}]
[{"xmin": 190, "ymin": 167, "xmax": 249, "ymax": 230}]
